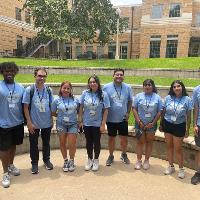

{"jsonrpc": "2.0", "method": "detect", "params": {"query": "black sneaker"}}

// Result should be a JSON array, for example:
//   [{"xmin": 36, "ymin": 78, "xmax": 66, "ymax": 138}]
[
  {"xmin": 31, "ymin": 164, "xmax": 39, "ymax": 174},
  {"xmin": 191, "ymin": 172, "xmax": 200, "ymax": 185},
  {"xmin": 106, "ymin": 155, "xmax": 114, "ymax": 166},
  {"xmin": 44, "ymin": 160, "xmax": 53, "ymax": 170},
  {"xmin": 120, "ymin": 153, "xmax": 130, "ymax": 164}
]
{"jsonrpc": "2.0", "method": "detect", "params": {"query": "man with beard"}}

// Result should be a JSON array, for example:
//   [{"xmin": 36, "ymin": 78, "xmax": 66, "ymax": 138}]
[
  {"xmin": 103, "ymin": 68, "xmax": 133, "ymax": 166},
  {"xmin": 0, "ymin": 62, "xmax": 24, "ymax": 188},
  {"xmin": 23, "ymin": 68, "xmax": 53, "ymax": 174}
]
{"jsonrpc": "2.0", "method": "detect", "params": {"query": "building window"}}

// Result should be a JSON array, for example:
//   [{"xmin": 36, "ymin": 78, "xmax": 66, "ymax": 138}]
[
  {"xmin": 25, "ymin": 10, "xmax": 31, "ymax": 24},
  {"xmin": 151, "ymin": 5, "xmax": 163, "ymax": 19},
  {"xmin": 15, "ymin": 7, "xmax": 22, "ymax": 21},
  {"xmin": 166, "ymin": 35, "xmax": 178, "ymax": 58},
  {"xmin": 108, "ymin": 45, "xmax": 116, "ymax": 59},
  {"xmin": 169, "ymin": 4, "xmax": 181, "ymax": 17},
  {"xmin": 76, "ymin": 45, "xmax": 82, "ymax": 58},
  {"xmin": 16, "ymin": 35, "xmax": 23, "ymax": 49},
  {"xmin": 120, "ymin": 42, "xmax": 128, "ymax": 59},
  {"xmin": 149, "ymin": 36, "xmax": 161, "ymax": 58},
  {"xmin": 196, "ymin": 13, "xmax": 200, "ymax": 27}
]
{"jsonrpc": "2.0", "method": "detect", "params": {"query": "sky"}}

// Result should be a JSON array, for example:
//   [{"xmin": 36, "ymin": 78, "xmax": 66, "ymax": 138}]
[{"xmin": 110, "ymin": 0, "xmax": 142, "ymax": 6}]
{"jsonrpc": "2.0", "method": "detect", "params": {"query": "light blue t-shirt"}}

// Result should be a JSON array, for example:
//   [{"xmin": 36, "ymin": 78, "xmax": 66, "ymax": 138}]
[
  {"xmin": 103, "ymin": 82, "xmax": 133, "ymax": 123},
  {"xmin": 163, "ymin": 95, "xmax": 192, "ymax": 124},
  {"xmin": 133, "ymin": 92, "xmax": 163, "ymax": 125},
  {"xmin": 192, "ymin": 85, "xmax": 200, "ymax": 126},
  {"xmin": 79, "ymin": 90, "xmax": 110, "ymax": 127},
  {"xmin": 0, "ymin": 80, "xmax": 24, "ymax": 128},
  {"xmin": 22, "ymin": 84, "xmax": 53, "ymax": 129},
  {"xmin": 51, "ymin": 96, "xmax": 79, "ymax": 125}
]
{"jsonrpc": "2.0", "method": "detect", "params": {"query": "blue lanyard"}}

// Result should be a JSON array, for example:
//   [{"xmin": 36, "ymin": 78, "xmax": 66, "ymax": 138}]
[
  {"xmin": 62, "ymin": 97, "xmax": 70, "ymax": 112},
  {"xmin": 5, "ymin": 81, "xmax": 15, "ymax": 102},
  {"xmin": 91, "ymin": 93, "xmax": 97, "ymax": 106},
  {"xmin": 113, "ymin": 84, "xmax": 122, "ymax": 100},
  {"xmin": 145, "ymin": 94, "xmax": 153, "ymax": 110},
  {"xmin": 36, "ymin": 87, "xmax": 45, "ymax": 102},
  {"xmin": 173, "ymin": 97, "xmax": 182, "ymax": 115}
]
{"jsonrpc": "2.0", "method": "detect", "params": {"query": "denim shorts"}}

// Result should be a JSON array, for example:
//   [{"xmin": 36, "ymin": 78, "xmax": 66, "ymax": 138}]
[
  {"xmin": 135, "ymin": 122, "xmax": 157, "ymax": 134},
  {"xmin": 56, "ymin": 121, "xmax": 78, "ymax": 134}
]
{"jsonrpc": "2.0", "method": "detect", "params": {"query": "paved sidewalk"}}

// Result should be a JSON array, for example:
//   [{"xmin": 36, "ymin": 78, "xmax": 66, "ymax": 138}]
[{"xmin": 0, "ymin": 149, "xmax": 200, "ymax": 200}]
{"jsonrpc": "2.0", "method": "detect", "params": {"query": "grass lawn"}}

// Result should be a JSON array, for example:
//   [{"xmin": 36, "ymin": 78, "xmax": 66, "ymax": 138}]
[
  {"xmin": 0, "ymin": 74, "xmax": 198, "ymax": 88},
  {"xmin": 1, "ymin": 57, "xmax": 200, "ymax": 69}
]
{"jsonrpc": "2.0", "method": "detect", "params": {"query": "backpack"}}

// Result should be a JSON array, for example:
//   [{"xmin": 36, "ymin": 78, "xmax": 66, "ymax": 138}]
[{"xmin": 23, "ymin": 84, "xmax": 52, "ymax": 125}]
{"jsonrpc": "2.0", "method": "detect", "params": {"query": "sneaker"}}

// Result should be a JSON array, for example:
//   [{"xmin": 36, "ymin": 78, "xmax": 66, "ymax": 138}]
[
  {"xmin": 135, "ymin": 160, "xmax": 142, "ymax": 170},
  {"xmin": 92, "ymin": 159, "xmax": 99, "ymax": 171},
  {"xmin": 178, "ymin": 168, "xmax": 185, "ymax": 179},
  {"xmin": 143, "ymin": 160, "xmax": 150, "ymax": 170},
  {"xmin": 31, "ymin": 164, "xmax": 39, "ymax": 174},
  {"xmin": 85, "ymin": 158, "xmax": 93, "ymax": 171},
  {"xmin": 68, "ymin": 159, "xmax": 75, "ymax": 172},
  {"xmin": 8, "ymin": 164, "xmax": 20, "ymax": 176},
  {"xmin": 120, "ymin": 153, "xmax": 130, "ymax": 164},
  {"xmin": 106, "ymin": 155, "xmax": 114, "ymax": 166},
  {"xmin": 63, "ymin": 160, "xmax": 69, "ymax": 172},
  {"xmin": 191, "ymin": 172, "xmax": 200, "ymax": 185},
  {"xmin": 44, "ymin": 160, "xmax": 53, "ymax": 170},
  {"xmin": 2, "ymin": 173, "xmax": 10, "ymax": 188},
  {"xmin": 164, "ymin": 165, "xmax": 175, "ymax": 175}
]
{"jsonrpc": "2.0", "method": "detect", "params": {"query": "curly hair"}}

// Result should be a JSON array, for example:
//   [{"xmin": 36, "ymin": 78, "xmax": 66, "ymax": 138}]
[{"xmin": 0, "ymin": 62, "xmax": 19, "ymax": 74}]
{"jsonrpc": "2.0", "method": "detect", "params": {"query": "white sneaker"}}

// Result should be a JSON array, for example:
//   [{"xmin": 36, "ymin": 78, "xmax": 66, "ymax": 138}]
[
  {"xmin": 2, "ymin": 173, "xmax": 10, "ymax": 188},
  {"xmin": 164, "ymin": 165, "xmax": 175, "ymax": 175},
  {"xmin": 143, "ymin": 160, "xmax": 150, "ymax": 170},
  {"xmin": 178, "ymin": 168, "xmax": 185, "ymax": 179},
  {"xmin": 92, "ymin": 159, "xmax": 99, "ymax": 171},
  {"xmin": 135, "ymin": 160, "xmax": 142, "ymax": 170},
  {"xmin": 8, "ymin": 164, "xmax": 20, "ymax": 176},
  {"xmin": 63, "ymin": 160, "xmax": 69, "ymax": 172},
  {"xmin": 85, "ymin": 159, "xmax": 93, "ymax": 171},
  {"xmin": 68, "ymin": 159, "xmax": 75, "ymax": 172}
]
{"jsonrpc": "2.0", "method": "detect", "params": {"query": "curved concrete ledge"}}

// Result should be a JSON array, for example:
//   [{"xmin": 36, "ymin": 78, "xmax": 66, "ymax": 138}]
[
  {"xmin": 16, "ymin": 126, "xmax": 200, "ymax": 171},
  {"xmin": 19, "ymin": 66, "xmax": 200, "ymax": 78}
]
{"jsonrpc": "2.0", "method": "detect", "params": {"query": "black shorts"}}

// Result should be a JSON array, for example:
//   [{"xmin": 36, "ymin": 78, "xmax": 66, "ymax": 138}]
[
  {"xmin": 106, "ymin": 121, "xmax": 128, "ymax": 137},
  {"xmin": 162, "ymin": 118, "xmax": 186, "ymax": 138},
  {"xmin": 0, "ymin": 124, "xmax": 24, "ymax": 151}
]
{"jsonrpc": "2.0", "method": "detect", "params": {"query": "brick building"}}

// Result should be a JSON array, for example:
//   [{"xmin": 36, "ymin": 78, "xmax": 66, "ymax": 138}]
[{"xmin": 0, "ymin": 0, "xmax": 200, "ymax": 59}]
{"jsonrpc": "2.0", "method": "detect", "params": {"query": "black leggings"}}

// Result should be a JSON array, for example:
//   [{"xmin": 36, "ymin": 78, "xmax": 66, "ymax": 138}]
[{"xmin": 83, "ymin": 126, "xmax": 101, "ymax": 159}]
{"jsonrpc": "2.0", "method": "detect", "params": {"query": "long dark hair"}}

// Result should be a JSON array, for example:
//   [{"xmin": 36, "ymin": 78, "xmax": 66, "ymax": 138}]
[
  {"xmin": 87, "ymin": 75, "xmax": 103, "ymax": 101},
  {"xmin": 168, "ymin": 80, "xmax": 188, "ymax": 97},
  {"xmin": 143, "ymin": 79, "xmax": 157, "ymax": 93},
  {"xmin": 59, "ymin": 81, "xmax": 74, "ymax": 98}
]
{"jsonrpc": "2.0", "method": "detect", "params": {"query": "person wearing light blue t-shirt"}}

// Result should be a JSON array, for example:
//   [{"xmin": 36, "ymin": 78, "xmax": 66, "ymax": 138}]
[
  {"xmin": 191, "ymin": 85, "xmax": 200, "ymax": 184},
  {"xmin": 79, "ymin": 75, "xmax": 110, "ymax": 171},
  {"xmin": 52, "ymin": 81, "xmax": 79, "ymax": 172},
  {"xmin": 0, "ymin": 62, "xmax": 24, "ymax": 188},
  {"xmin": 23, "ymin": 68, "xmax": 54, "ymax": 174},
  {"xmin": 160, "ymin": 80, "xmax": 192, "ymax": 179},
  {"xmin": 103, "ymin": 68, "xmax": 133, "ymax": 166},
  {"xmin": 132, "ymin": 79, "xmax": 162, "ymax": 170}
]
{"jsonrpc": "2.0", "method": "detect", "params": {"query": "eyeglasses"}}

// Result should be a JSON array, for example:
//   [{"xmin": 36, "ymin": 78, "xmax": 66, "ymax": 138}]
[
  {"xmin": 173, "ymin": 85, "xmax": 181, "ymax": 89},
  {"xmin": 144, "ymin": 83, "xmax": 152, "ymax": 87},
  {"xmin": 114, "ymin": 73, "xmax": 124, "ymax": 77},
  {"xmin": 37, "ymin": 75, "xmax": 47, "ymax": 78}
]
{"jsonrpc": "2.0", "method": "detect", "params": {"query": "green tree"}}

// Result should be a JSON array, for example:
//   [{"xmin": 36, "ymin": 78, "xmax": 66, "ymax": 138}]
[{"xmin": 23, "ymin": 0, "xmax": 128, "ymax": 44}]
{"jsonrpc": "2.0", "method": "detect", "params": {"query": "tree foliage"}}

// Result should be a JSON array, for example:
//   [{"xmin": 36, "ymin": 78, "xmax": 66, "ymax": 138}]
[{"xmin": 23, "ymin": 0, "xmax": 129, "ymax": 44}]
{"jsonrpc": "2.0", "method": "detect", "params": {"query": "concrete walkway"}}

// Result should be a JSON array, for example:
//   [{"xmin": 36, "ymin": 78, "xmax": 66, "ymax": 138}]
[{"xmin": 1, "ymin": 149, "xmax": 200, "ymax": 200}]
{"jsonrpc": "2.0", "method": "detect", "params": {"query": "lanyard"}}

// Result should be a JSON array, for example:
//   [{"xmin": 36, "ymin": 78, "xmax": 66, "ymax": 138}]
[
  {"xmin": 5, "ymin": 81, "xmax": 15, "ymax": 102},
  {"xmin": 36, "ymin": 87, "xmax": 45, "ymax": 102},
  {"xmin": 145, "ymin": 94, "xmax": 153, "ymax": 111},
  {"xmin": 62, "ymin": 97, "xmax": 70, "ymax": 112},
  {"xmin": 113, "ymin": 83, "xmax": 122, "ymax": 100},
  {"xmin": 173, "ymin": 97, "xmax": 182, "ymax": 115},
  {"xmin": 91, "ymin": 93, "xmax": 97, "ymax": 106}
]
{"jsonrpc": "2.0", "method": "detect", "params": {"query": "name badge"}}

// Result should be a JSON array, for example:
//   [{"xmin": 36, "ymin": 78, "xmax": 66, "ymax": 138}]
[
  {"xmin": 39, "ymin": 103, "xmax": 45, "ymax": 112},
  {"xmin": 9, "ymin": 104, "xmax": 15, "ymax": 108},
  {"xmin": 171, "ymin": 116, "xmax": 176, "ymax": 122},
  {"xmin": 89, "ymin": 110, "xmax": 96, "ymax": 116},
  {"xmin": 63, "ymin": 117, "xmax": 69, "ymax": 122},
  {"xmin": 116, "ymin": 102, "xmax": 122, "ymax": 107},
  {"xmin": 145, "ymin": 113, "xmax": 151, "ymax": 118}
]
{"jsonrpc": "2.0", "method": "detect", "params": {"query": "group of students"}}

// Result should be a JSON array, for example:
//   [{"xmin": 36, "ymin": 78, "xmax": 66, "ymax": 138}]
[{"xmin": 0, "ymin": 62, "xmax": 200, "ymax": 189}]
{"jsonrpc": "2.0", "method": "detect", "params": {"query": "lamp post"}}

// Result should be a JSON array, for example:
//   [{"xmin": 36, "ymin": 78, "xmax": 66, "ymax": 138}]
[{"xmin": 115, "ymin": 7, "xmax": 121, "ymax": 60}]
